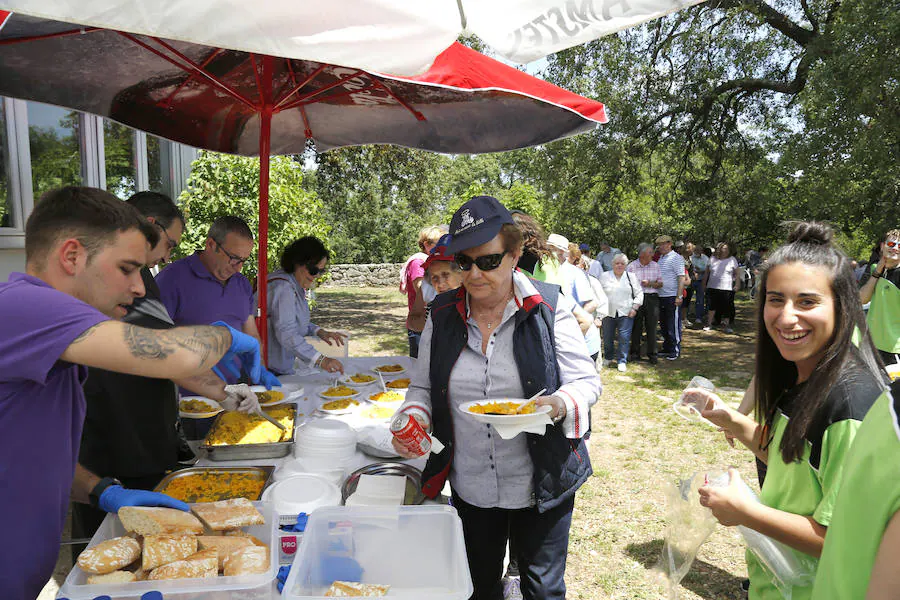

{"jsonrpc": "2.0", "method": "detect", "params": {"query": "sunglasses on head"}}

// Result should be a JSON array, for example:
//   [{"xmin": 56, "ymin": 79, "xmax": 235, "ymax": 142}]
[{"xmin": 454, "ymin": 251, "xmax": 507, "ymax": 272}]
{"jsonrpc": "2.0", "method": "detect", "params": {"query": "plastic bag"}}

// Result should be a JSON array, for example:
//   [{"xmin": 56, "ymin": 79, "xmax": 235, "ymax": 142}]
[
  {"xmin": 658, "ymin": 471, "xmax": 718, "ymax": 599},
  {"xmin": 706, "ymin": 472, "xmax": 817, "ymax": 599}
]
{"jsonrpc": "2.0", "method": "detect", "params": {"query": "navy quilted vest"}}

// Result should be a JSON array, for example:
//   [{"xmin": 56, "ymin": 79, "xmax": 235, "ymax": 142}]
[{"xmin": 421, "ymin": 279, "xmax": 592, "ymax": 513}]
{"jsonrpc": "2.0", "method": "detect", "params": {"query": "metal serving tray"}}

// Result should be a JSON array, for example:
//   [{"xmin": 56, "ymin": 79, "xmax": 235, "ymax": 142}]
[
  {"xmin": 341, "ymin": 462, "xmax": 425, "ymax": 505},
  {"xmin": 199, "ymin": 405, "xmax": 296, "ymax": 461},
  {"xmin": 153, "ymin": 466, "xmax": 276, "ymax": 502}
]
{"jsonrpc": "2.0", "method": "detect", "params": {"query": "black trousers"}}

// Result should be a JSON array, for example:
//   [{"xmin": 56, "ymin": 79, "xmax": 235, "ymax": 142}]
[
  {"xmin": 630, "ymin": 293, "xmax": 659, "ymax": 359},
  {"xmin": 452, "ymin": 492, "xmax": 574, "ymax": 600}
]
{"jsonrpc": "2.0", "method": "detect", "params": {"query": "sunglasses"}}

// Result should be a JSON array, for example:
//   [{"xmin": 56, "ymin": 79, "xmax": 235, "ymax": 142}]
[
  {"xmin": 885, "ymin": 240, "xmax": 899, "ymax": 249},
  {"xmin": 306, "ymin": 262, "xmax": 327, "ymax": 276},
  {"xmin": 454, "ymin": 251, "xmax": 507, "ymax": 272},
  {"xmin": 214, "ymin": 240, "xmax": 251, "ymax": 267}
]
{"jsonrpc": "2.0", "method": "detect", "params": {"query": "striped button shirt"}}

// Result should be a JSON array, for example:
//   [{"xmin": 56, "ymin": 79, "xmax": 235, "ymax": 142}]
[{"xmin": 626, "ymin": 259, "xmax": 662, "ymax": 295}]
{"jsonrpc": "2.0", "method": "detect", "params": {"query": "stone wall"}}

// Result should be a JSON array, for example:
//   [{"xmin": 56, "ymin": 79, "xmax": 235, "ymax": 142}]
[{"xmin": 322, "ymin": 263, "xmax": 404, "ymax": 287}]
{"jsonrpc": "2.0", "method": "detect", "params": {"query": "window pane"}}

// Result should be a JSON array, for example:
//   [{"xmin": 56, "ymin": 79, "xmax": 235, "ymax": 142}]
[
  {"xmin": 104, "ymin": 120, "xmax": 136, "ymax": 199},
  {"xmin": 0, "ymin": 103, "xmax": 11, "ymax": 228},
  {"xmin": 147, "ymin": 135, "xmax": 163, "ymax": 192},
  {"xmin": 28, "ymin": 101, "xmax": 82, "ymax": 200}
]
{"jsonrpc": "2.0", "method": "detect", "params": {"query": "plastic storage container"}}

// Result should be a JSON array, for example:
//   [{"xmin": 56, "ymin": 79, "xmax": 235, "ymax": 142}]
[
  {"xmin": 58, "ymin": 501, "xmax": 278, "ymax": 600},
  {"xmin": 283, "ymin": 505, "xmax": 472, "ymax": 599}
]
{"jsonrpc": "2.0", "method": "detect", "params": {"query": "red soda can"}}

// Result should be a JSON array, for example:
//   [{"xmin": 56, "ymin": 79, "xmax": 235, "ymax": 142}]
[{"xmin": 390, "ymin": 412, "xmax": 432, "ymax": 456}]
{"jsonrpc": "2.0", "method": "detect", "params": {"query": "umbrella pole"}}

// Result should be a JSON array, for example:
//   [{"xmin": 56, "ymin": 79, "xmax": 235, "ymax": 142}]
[{"xmin": 258, "ymin": 56, "xmax": 274, "ymax": 363}]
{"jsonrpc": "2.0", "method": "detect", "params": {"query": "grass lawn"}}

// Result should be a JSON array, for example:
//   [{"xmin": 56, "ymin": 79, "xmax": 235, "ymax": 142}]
[{"xmin": 315, "ymin": 286, "xmax": 759, "ymax": 600}]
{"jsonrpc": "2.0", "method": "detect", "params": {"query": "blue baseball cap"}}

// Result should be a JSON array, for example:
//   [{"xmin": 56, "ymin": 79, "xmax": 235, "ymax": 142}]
[
  {"xmin": 446, "ymin": 196, "xmax": 514, "ymax": 254},
  {"xmin": 579, "ymin": 243, "xmax": 590, "ymax": 252}
]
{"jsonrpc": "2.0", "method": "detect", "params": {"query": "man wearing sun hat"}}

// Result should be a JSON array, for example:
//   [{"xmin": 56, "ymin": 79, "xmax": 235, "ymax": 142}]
[{"xmin": 656, "ymin": 234, "xmax": 686, "ymax": 360}]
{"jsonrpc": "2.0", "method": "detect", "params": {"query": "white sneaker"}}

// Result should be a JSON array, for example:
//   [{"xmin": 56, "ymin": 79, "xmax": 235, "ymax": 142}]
[
  {"xmin": 702, "ymin": 326, "xmax": 711, "ymax": 331},
  {"xmin": 724, "ymin": 327, "xmax": 734, "ymax": 334},
  {"xmin": 617, "ymin": 363, "xmax": 627, "ymax": 373},
  {"xmin": 503, "ymin": 576, "xmax": 523, "ymax": 600}
]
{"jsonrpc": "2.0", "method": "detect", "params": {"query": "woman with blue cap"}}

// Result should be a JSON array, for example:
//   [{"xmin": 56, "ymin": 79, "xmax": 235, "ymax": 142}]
[{"xmin": 394, "ymin": 196, "xmax": 601, "ymax": 600}]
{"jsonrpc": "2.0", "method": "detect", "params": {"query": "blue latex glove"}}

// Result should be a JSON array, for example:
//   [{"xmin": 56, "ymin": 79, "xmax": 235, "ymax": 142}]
[
  {"xmin": 259, "ymin": 366, "xmax": 282, "ymax": 390},
  {"xmin": 98, "ymin": 485, "xmax": 190, "ymax": 513},
  {"xmin": 276, "ymin": 565, "xmax": 292, "ymax": 593},
  {"xmin": 211, "ymin": 321, "xmax": 263, "ymax": 383}
]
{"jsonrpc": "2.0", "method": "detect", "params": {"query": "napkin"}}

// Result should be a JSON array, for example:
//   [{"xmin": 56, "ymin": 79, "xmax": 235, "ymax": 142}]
[
  {"xmin": 347, "ymin": 474, "xmax": 407, "ymax": 506},
  {"xmin": 490, "ymin": 414, "xmax": 554, "ymax": 440}
]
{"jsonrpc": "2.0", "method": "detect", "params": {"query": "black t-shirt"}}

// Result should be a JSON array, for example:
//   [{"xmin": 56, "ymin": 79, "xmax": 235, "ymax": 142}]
[
  {"xmin": 860, "ymin": 265, "xmax": 900, "ymax": 289},
  {"xmin": 79, "ymin": 268, "xmax": 180, "ymax": 479},
  {"xmin": 518, "ymin": 250, "xmax": 539, "ymax": 276},
  {"xmin": 776, "ymin": 354, "xmax": 884, "ymax": 469}
]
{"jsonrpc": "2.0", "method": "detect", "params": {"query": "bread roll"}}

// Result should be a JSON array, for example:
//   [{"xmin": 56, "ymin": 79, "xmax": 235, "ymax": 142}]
[
  {"xmin": 223, "ymin": 530, "xmax": 267, "ymax": 546},
  {"xmin": 191, "ymin": 498, "xmax": 264, "ymax": 531},
  {"xmin": 223, "ymin": 546, "xmax": 269, "ymax": 576},
  {"xmin": 142, "ymin": 535, "xmax": 198, "ymax": 570},
  {"xmin": 148, "ymin": 549, "xmax": 218, "ymax": 580},
  {"xmin": 76, "ymin": 536, "xmax": 141, "ymax": 575},
  {"xmin": 197, "ymin": 536, "xmax": 254, "ymax": 570},
  {"xmin": 325, "ymin": 581, "xmax": 391, "ymax": 596},
  {"xmin": 86, "ymin": 570, "xmax": 137, "ymax": 584},
  {"xmin": 119, "ymin": 506, "xmax": 203, "ymax": 536}
]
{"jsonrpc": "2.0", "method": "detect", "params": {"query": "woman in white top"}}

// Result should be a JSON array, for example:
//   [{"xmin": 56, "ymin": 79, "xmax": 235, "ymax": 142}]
[
  {"xmin": 703, "ymin": 242, "xmax": 740, "ymax": 333},
  {"xmin": 599, "ymin": 254, "xmax": 643, "ymax": 372}
]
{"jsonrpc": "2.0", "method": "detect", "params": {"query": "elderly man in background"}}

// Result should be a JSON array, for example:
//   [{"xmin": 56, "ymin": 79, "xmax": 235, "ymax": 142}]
[
  {"xmin": 589, "ymin": 241, "xmax": 620, "ymax": 277},
  {"xmin": 627, "ymin": 243, "xmax": 663, "ymax": 364},
  {"xmin": 157, "ymin": 216, "xmax": 262, "ymax": 381},
  {"xmin": 655, "ymin": 234, "xmax": 686, "ymax": 360}
]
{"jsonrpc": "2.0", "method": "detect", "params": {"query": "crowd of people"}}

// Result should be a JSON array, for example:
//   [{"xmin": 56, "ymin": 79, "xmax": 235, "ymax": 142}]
[{"xmin": 1, "ymin": 184, "xmax": 898, "ymax": 600}]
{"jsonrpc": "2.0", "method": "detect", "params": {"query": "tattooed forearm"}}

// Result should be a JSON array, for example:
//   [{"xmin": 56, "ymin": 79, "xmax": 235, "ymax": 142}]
[
  {"xmin": 123, "ymin": 325, "xmax": 230, "ymax": 367},
  {"xmin": 124, "ymin": 325, "xmax": 173, "ymax": 359}
]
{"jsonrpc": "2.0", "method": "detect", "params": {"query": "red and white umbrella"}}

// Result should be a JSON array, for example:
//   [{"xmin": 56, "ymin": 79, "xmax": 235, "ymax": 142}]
[
  {"xmin": 0, "ymin": 11, "xmax": 607, "ymax": 357},
  {"xmin": 0, "ymin": 0, "xmax": 705, "ymax": 75}
]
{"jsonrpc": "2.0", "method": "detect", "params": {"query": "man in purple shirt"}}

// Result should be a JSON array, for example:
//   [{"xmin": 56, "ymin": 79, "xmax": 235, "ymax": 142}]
[
  {"xmin": 0, "ymin": 187, "xmax": 268, "ymax": 599},
  {"xmin": 157, "ymin": 215, "xmax": 259, "ymax": 336}
]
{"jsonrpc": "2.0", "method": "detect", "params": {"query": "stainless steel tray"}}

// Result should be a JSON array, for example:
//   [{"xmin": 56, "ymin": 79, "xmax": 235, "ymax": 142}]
[
  {"xmin": 199, "ymin": 405, "xmax": 296, "ymax": 461},
  {"xmin": 153, "ymin": 466, "xmax": 276, "ymax": 502},
  {"xmin": 341, "ymin": 462, "xmax": 425, "ymax": 505}
]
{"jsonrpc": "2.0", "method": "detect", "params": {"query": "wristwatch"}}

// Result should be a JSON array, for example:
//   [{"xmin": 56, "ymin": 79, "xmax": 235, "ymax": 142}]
[{"xmin": 89, "ymin": 477, "xmax": 122, "ymax": 509}]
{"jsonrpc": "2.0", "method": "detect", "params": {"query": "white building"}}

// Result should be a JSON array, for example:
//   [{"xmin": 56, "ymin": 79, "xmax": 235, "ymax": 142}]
[{"xmin": 0, "ymin": 97, "xmax": 197, "ymax": 280}]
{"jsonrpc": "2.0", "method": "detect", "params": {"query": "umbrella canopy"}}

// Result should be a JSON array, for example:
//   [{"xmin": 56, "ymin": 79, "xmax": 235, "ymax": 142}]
[
  {"xmin": 0, "ymin": 0, "xmax": 704, "ymax": 75},
  {"xmin": 0, "ymin": 11, "xmax": 607, "ymax": 358},
  {"xmin": 0, "ymin": 20, "xmax": 606, "ymax": 154}
]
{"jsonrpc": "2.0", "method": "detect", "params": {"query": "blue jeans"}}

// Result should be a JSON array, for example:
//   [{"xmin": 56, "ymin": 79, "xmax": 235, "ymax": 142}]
[
  {"xmin": 691, "ymin": 280, "xmax": 706, "ymax": 321},
  {"xmin": 452, "ymin": 491, "xmax": 574, "ymax": 600},
  {"xmin": 659, "ymin": 296, "xmax": 682, "ymax": 357},
  {"xmin": 602, "ymin": 315, "xmax": 634, "ymax": 364}
]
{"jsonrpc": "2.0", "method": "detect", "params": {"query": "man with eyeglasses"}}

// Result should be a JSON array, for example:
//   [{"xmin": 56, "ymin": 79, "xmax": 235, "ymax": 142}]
[
  {"xmin": 157, "ymin": 216, "xmax": 262, "ymax": 383},
  {"xmin": 859, "ymin": 228, "xmax": 900, "ymax": 366}
]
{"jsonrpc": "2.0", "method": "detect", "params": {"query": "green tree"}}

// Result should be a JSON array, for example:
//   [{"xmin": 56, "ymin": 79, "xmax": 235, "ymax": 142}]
[
  {"xmin": 175, "ymin": 152, "xmax": 329, "ymax": 280},
  {"xmin": 314, "ymin": 146, "xmax": 447, "ymax": 263}
]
